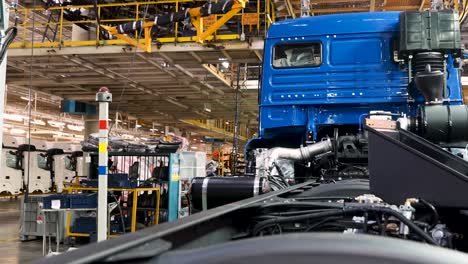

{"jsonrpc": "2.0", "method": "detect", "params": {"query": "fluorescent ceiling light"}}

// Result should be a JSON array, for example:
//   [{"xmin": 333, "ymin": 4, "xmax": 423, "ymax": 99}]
[
  {"xmin": 462, "ymin": 76, "xmax": 468, "ymax": 85},
  {"xmin": 191, "ymin": 146, "xmax": 198, "ymax": 150},
  {"xmin": 10, "ymin": 128, "xmax": 26, "ymax": 135},
  {"xmin": 48, "ymin": 120, "xmax": 65, "ymax": 128},
  {"xmin": 31, "ymin": 130, "xmax": 60, "ymax": 135},
  {"xmin": 20, "ymin": 96, "xmax": 33, "ymax": 102},
  {"xmin": 32, "ymin": 119, "xmax": 46, "ymax": 126},
  {"xmin": 67, "ymin": 124, "xmax": 84, "ymax": 131},
  {"xmin": 243, "ymin": 80, "xmax": 259, "ymax": 90},
  {"xmin": 221, "ymin": 61, "xmax": 230, "ymax": 68},
  {"xmin": 4, "ymin": 113, "xmax": 24, "ymax": 122},
  {"xmin": 122, "ymin": 134, "xmax": 135, "ymax": 139}
]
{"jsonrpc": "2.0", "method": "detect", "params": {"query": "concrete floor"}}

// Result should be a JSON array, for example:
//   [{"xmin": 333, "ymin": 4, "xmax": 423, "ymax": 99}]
[{"xmin": 0, "ymin": 198, "xmax": 63, "ymax": 264}]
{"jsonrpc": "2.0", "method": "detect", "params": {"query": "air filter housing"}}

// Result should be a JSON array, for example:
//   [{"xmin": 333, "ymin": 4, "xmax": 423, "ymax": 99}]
[{"xmin": 399, "ymin": 11, "xmax": 461, "ymax": 55}]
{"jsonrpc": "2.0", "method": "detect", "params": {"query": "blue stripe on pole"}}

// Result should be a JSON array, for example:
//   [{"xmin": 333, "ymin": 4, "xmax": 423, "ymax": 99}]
[{"xmin": 98, "ymin": 166, "xmax": 107, "ymax": 175}]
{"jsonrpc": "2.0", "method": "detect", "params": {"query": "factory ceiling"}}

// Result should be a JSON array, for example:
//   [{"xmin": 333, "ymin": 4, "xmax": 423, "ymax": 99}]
[{"xmin": 4, "ymin": 0, "xmax": 468, "ymax": 141}]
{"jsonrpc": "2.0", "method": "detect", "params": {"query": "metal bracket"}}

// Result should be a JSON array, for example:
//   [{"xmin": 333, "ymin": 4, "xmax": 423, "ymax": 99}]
[{"xmin": 192, "ymin": 1, "xmax": 246, "ymax": 43}]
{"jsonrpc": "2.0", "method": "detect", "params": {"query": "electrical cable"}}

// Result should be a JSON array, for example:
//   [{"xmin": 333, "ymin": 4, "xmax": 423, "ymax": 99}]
[
  {"xmin": 25, "ymin": 0, "xmax": 38, "ymax": 200},
  {"xmin": 418, "ymin": 199, "xmax": 439, "ymax": 230},
  {"xmin": 256, "ymin": 201, "xmax": 344, "ymax": 210},
  {"xmin": 109, "ymin": 192, "xmax": 126, "ymax": 234},
  {"xmin": 253, "ymin": 206, "xmax": 437, "ymax": 245},
  {"xmin": 292, "ymin": 196, "xmax": 352, "ymax": 201},
  {"xmin": 305, "ymin": 216, "xmax": 341, "ymax": 231},
  {"xmin": 266, "ymin": 209, "xmax": 338, "ymax": 217},
  {"xmin": 0, "ymin": 27, "xmax": 17, "ymax": 64},
  {"xmin": 107, "ymin": 1, "xmax": 151, "ymax": 136},
  {"xmin": 93, "ymin": 0, "xmax": 104, "ymax": 42},
  {"xmin": 232, "ymin": 63, "xmax": 241, "ymax": 174},
  {"xmin": 253, "ymin": 209, "xmax": 344, "ymax": 235}
]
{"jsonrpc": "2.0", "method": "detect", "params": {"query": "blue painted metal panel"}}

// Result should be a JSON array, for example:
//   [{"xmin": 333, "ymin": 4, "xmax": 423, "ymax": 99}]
[
  {"xmin": 445, "ymin": 55, "xmax": 464, "ymax": 105},
  {"xmin": 263, "ymin": 33, "xmax": 408, "ymax": 107},
  {"xmin": 266, "ymin": 12, "xmax": 400, "ymax": 39},
  {"xmin": 168, "ymin": 153, "xmax": 180, "ymax": 222},
  {"xmin": 256, "ymin": 12, "xmax": 465, "ymax": 143},
  {"xmin": 61, "ymin": 100, "xmax": 97, "ymax": 115},
  {"xmin": 98, "ymin": 166, "xmax": 107, "ymax": 175}
]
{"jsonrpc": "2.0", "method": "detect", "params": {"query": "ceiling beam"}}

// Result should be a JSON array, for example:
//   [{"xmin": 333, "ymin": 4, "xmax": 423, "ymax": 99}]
[
  {"xmin": 370, "ymin": 0, "xmax": 376, "ymax": 11},
  {"xmin": 419, "ymin": 0, "xmax": 426, "ymax": 11},
  {"xmin": 158, "ymin": 53, "xmax": 226, "ymax": 96},
  {"xmin": 311, "ymin": 0, "xmax": 374, "ymax": 2},
  {"xmin": 202, "ymin": 64, "xmax": 232, "ymax": 88},
  {"xmin": 285, "ymin": 0, "xmax": 297, "ymax": 18},
  {"xmin": 8, "ymin": 39, "xmax": 265, "ymax": 57},
  {"xmin": 312, "ymin": 7, "xmax": 369, "ymax": 13}
]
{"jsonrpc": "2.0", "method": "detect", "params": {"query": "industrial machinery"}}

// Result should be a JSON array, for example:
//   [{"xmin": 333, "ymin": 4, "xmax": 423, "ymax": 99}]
[
  {"xmin": 245, "ymin": 11, "xmax": 467, "ymax": 186},
  {"xmin": 22, "ymin": 140, "xmax": 53, "ymax": 194},
  {"xmin": 43, "ymin": 148, "xmax": 67, "ymax": 192},
  {"xmin": 0, "ymin": 136, "xmax": 23, "ymax": 195},
  {"xmin": 32, "ymin": 10, "xmax": 468, "ymax": 264}
]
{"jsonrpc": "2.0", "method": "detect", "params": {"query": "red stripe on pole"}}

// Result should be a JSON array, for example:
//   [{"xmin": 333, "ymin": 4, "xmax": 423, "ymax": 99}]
[{"xmin": 99, "ymin": 120, "xmax": 107, "ymax": 129}]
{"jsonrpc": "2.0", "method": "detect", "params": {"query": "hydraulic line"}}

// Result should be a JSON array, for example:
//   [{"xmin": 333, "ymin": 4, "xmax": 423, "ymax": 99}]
[
  {"xmin": 417, "ymin": 199, "xmax": 439, "ymax": 230},
  {"xmin": 253, "ymin": 206, "xmax": 437, "ymax": 245}
]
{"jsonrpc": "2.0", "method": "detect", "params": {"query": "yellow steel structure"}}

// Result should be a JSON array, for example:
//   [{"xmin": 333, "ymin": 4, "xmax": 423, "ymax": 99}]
[
  {"xmin": 101, "ymin": 0, "xmax": 248, "ymax": 52},
  {"xmin": 63, "ymin": 186, "xmax": 160, "ymax": 238},
  {"xmin": 10, "ymin": 0, "xmax": 264, "ymax": 50},
  {"xmin": 9, "ymin": 0, "xmax": 441, "ymax": 50}
]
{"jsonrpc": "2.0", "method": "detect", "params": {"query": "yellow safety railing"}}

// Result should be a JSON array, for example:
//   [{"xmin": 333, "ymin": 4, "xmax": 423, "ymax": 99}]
[
  {"xmin": 10, "ymin": 0, "xmax": 273, "ymax": 49},
  {"xmin": 63, "ymin": 186, "xmax": 160, "ymax": 237}
]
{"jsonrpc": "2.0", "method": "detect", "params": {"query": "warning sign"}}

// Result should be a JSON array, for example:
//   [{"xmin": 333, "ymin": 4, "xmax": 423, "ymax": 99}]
[
  {"xmin": 242, "ymin": 13, "xmax": 259, "ymax": 25},
  {"xmin": 203, "ymin": 15, "xmax": 217, "ymax": 28}
]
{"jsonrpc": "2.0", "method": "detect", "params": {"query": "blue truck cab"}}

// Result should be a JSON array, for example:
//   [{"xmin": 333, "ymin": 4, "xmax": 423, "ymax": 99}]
[{"xmin": 247, "ymin": 11, "xmax": 465, "ymax": 154}]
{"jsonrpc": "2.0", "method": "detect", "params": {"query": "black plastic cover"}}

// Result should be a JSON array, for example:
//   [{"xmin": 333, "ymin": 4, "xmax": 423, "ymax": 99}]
[
  {"xmin": 17, "ymin": 144, "xmax": 36, "ymax": 152},
  {"xmin": 190, "ymin": 177, "xmax": 267, "ymax": 210},
  {"xmin": 419, "ymin": 105, "xmax": 468, "ymax": 144},
  {"xmin": 367, "ymin": 126, "xmax": 468, "ymax": 208},
  {"xmin": 152, "ymin": 233, "xmax": 468, "ymax": 264},
  {"xmin": 399, "ymin": 11, "xmax": 461, "ymax": 55},
  {"xmin": 200, "ymin": 0, "xmax": 234, "ymax": 16},
  {"xmin": 71, "ymin": 151, "xmax": 83, "ymax": 157},
  {"xmin": 414, "ymin": 64, "xmax": 444, "ymax": 103},
  {"xmin": 291, "ymin": 179, "xmax": 369, "ymax": 198},
  {"xmin": 46, "ymin": 148, "xmax": 65, "ymax": 156}
]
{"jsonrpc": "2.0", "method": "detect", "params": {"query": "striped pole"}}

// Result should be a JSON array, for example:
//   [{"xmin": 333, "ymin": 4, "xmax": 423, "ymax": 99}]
[{"xmin": 96, "ymin": 87, "xmax": 112, "ymax": 242}]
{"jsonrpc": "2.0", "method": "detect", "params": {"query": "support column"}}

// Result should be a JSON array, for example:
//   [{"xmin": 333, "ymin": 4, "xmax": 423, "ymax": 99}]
[
  {"xmin": 0, "ymin": 3, "xmax": 9, "ymax": 160},
  {"xmin": 301, "ymin": 0, "xmax": 310, "ymax": 17},
  {"xmin": 95, "ymin": 87, "xmax": 112, "ymax": 242}
]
